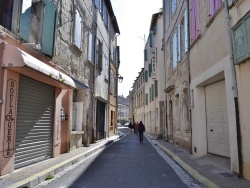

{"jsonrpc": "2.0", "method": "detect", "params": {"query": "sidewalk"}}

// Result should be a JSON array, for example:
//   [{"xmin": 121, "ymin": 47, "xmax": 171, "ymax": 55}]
[
  {"xmin": 145, "ymin": 133, "xmax": 250, "ymax": 188},
  {"xmin": 0, "ymin": 133, "xmax": 124, "ymax": 188}
]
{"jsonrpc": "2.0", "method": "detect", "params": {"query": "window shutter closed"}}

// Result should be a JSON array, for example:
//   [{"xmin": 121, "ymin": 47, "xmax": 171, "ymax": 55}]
[
  {"xmin": 150, "ymin": 33, "xmax": 153, "ymax": 47},
  {"xmin": 154, "ymin": 80, "xmax": 158, "ymax": 97},
  {"xmin": 19, "ymin": 0, "xmax": 32, "ymax": 41},
  {"xmin": 88, "ymin": 32, "xmax": 95, "ymax": 64},
  {"xmin": 41, "ymin": 0, "xmax": 57, "ymax": 56},
  {"xmin": 184, "ymin": 9, "xmax": 188, "ymax": 52}
]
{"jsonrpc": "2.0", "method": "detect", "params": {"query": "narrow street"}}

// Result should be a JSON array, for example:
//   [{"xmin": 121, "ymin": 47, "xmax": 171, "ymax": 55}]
[{"xmin": 37, "ymin": 128, "xmax": 200, "ymax": 188}]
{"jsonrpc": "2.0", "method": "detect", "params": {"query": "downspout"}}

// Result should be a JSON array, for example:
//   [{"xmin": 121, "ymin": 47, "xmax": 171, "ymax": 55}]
[
  {"xmin": 186, "ymin": 0, "xmax": 192, "ymax": 154},
  {"xmin": 224, "ymin": 0, "xmax": 242, "ymax": 176}
]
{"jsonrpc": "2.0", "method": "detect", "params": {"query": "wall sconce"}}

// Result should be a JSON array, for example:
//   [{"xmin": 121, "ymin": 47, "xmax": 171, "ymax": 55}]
[
  {"xmin": 118, "ymin": 74, "xmax": 123, "ymax": 83},
  {"xmin": 22, "ymin": 42, "xmax": 41, "ymax": 50},
  {"xmin": 110, "ymin": 74, "xmax": 123, "ymax": 83},
  {"xmin": 60, "ymin": 107, "xmax": 68, "ymax": 121}
]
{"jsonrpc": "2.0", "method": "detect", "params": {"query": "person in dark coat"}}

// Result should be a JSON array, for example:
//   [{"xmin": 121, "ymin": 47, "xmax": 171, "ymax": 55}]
[{"xmin": 138, "ymin": 121, "xmax": 145, "ymax": 143}]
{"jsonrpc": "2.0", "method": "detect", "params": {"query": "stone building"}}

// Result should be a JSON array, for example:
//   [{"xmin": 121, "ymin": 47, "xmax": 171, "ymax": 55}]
[
  {"xmin": 144, "ymin": 10, "xmax": 164, "ymax": 137},
  {"xmin": 162, "ymin": 0, "xmax": 191, "ymax": 150},
  {"xmin": 0, "ymin": 0, "xmax": 120, "ymax": 176}
]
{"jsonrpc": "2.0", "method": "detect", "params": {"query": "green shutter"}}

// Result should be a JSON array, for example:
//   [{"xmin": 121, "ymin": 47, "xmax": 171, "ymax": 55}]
[
  {"xmin": 154, "ymin": 80, "xmax": 158, "ymax": 97},
  {"xmin": 146, "ymin": 93, "xmax": 148, "ymax": 105},
  {"xmin": 152, "ymin": 84, "xmax": 154, "ymax": 100},
  {"xmin": 145, "ymin": 70, "xmax": 148, "ymax": 82},
  {"xmin": 149, "ymin": 88, "xmax": 151, "ymax": 103},
  {"xmin": 149, "ymin": 63, "xmax": 152, "ymax": 77},
  {"xmin": 19, "ymin": 0, "xmax": 32, "ymax": 41},
  {"xmin": 41, "ymin": 0, "xmax": 57, "ymax": 56}
]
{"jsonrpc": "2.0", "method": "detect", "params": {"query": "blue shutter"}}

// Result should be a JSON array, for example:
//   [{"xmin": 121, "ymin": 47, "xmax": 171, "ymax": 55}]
[
  {"xmin": 144, "ymin": 49, "xmax": 148, "ymax": 61},
  {"xmin": 94, "ymin": 0, "xmax": 99, "ymax": 8},
  {"xmin": 152, "ymin": 25, "xmax": 157, "ymax": 34},
  {"xmin": 41, "ymin": 0, "xmax": 57, "ymax": 56},
  {"xmin": 19, "ymin": 0, "xmax": 32, "ymax": 41},
  {"xmin": 150, "ymin": 33, "xmax": 153, "ymax": 47}
]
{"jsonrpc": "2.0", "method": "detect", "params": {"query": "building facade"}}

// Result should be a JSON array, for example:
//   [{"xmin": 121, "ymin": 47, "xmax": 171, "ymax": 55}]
[
  {"xmin": 117, "ymin": 95, "xmax": 129, "ymax": 123},
  {"xmin": 162, "ymin": 0, "xmax": 191, "ymax": 150},
  {"xmin": 189, "ymin": 0, "xmax": 239, "ymax": 174},
  {"xmin": 144, "ymin": 11, "xmax": 164, "ymax": 137},
  {"xmin": 228, "ymin": 0, "xmax": 250, "ymax": 180},
  {"xmin": 0, "ymin": 0, "xmax": 120, "ymax": 176}
]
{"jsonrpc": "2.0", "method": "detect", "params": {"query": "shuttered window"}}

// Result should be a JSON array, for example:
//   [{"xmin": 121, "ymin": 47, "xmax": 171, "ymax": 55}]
[
  {"xmin": 145, "ymin": 70, "xmax": 148, "ymax": 82},
  {"xmin": 150, "ymin": 33, "xmax": 153, "ymax": 47},
  {"xmin": 171, "ymin": 0, "xmax": 177, "ymax": 17},
  {"xmin": 191, "ymin": 0, "xmax": 200, "ymax": 42},
  {"xmin": 88, "ymin": 32, "xmax": 95, "ymax": 64},
  {"xmin": 184, "ymin": 9, "xmax": 188, "ymax": 52},
  {"xmin": 177, "ymin": 24, "xmax": 181, "ymax": 62},
  {"xmin": 208, "ymin": 0, "xmax": 222, "ymax": 18},
  {"xmin": 154, "ymin": 80, "xmax": 158, "ymax": 97},
  {"xmin": 172, "ymin": 32, "xmax": 177, "ymax": 69},
  {"xmin": 73, "ymin": 9, "xmax": 82, "ymax": 50},
  {"xmin": 19, "ymin": 0, "xmax": 32, "ymax": 41},
  {"xmin": 149, "ymin": 63, "xmax": 152, "ymax": 77},
  {"xmin": 97, "ymin": 39, "xmax": 103, "ymax": 71},
  {"xmin": 41, "ymin": 0, "xmax": 57, "ymax": 56},
  {"xmin": 146, "ymin": 93, "xmax": 148, "ymax": 105},
  {"xmin": 105, "ymin": 53, "xmax": 109, "ymax": 80},
  {"xmin": 152, "ymin": 84, "xmax": 154, "ymax": 100},
  {"xmin": 149, "ymin": 87, "xmax": 151, "ymax": 103},
  {"xmin": 144, "ymin": 49, "xmax": 148, "ymax": 61}
]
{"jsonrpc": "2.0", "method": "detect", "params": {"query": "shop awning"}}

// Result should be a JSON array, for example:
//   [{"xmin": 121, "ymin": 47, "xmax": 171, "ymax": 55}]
[
  {"xmin": 72, "ymin": 77, "xmax": 89, "ymax": 89},
  {"xmin": 1, "ymin": 43, "xmax": 76, "ymax": 89}
]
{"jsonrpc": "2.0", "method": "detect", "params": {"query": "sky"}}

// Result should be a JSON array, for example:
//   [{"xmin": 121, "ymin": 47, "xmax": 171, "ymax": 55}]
[{"xmin": 110, "ymin": 0, "xmax": 162, "ymax": 97}]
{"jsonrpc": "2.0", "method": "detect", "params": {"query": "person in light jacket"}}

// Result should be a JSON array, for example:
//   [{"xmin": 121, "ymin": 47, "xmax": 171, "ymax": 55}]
[{"xmin": 138, "ymin": 121, "xmax": 145, "ymax": 143}]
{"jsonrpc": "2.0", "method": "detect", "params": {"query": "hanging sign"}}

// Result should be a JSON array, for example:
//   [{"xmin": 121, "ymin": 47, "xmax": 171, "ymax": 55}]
[{"xmin": 152, "ymin": 47, "xmax": 157, "ymax": 79}]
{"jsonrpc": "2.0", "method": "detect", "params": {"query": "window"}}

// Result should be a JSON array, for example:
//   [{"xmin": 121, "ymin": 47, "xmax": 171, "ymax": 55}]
[
  {"xmin": 177, "ymin": 24, "xmax": 181, "ymax": 62},
  {"xmin": 154, "ymin": 80, "xmax": 158, "ymax": 97},
  {"xmin": 73, "ymin": 9, "xmax": 82, "ymax": 50},
  {"xmin": 152, "ymin": 84, "xmax": 154, "ymax": 100},
  {"xmin": 172, "ymin": 32, "xmax": 177, "ymax": 69},
  {"xmin": 144, "ymin": 49, "xmax": 148, "ymax": 61},
  {"xmin": 209, "ymin": 0, "xmax": 222, "ymax": 18},
  {"xmin": 191, "ymin": 0, "xmax": 199, "ymax": 42},
  {"xmin": 19, "ymin": 0, "xmax": 32, "ymax": 41},
  {"xmin": 149, "ymin": 63, "xmax": 152, "ymax": 77},
  {"xmin": 97, "ymin": 39, "xmax": 103, "ymax": 71},
  {"xmin": 150, "ymin": 32, "xmax": 153, "ymax": 47},
  {"xmin": 105, "ymin": 53, "xmax": 109, "ymax": 80},
  {"xmin": 184, "ymin": 9, "xmax": 188, "ymax": 52},
  {"xmin": 171, "ymin": 0, "xmax": 177, "ymax": 17},
  {"xmin": 41, "ymin": 0, "xmax": 58, "ymax": 56},
  {"xmin": 0, "ymin": 0, "xmax": 13, "ymax": 30},
  {"xmin": 88, "ymin": 32, "xmax": 95, "ymax": 64}
]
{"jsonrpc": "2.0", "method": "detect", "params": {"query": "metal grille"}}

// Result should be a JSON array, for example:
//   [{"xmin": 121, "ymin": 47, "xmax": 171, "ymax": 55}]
[{"xmin": 15, "ymin": 75, "xmax": 55, "ymax": 169}]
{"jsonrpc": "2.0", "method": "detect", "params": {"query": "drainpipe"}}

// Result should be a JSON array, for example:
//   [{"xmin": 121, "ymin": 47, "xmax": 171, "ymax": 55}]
[
  {"xmin": 224, "ymin": 0, "xmax": 242, "ymax": 176},
  {"xmin": 185, "ymin": 0, "xmax": 192, "ymax": 154}
]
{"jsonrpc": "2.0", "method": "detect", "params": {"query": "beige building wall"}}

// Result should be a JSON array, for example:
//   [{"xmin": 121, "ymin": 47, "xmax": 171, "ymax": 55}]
[
  {"xmin": 190, "ymin": 0, "xmax": 239, "ymax": 174},
  {"xmin": 229, "ymin": 0, "xmax": 250, "ymax": 180}
]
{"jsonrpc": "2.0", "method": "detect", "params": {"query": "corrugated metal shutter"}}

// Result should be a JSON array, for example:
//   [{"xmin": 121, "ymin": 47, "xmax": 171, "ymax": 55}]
[{"xmin": 15, "ymin": 75, "xmax": 55, "ymax": 169}]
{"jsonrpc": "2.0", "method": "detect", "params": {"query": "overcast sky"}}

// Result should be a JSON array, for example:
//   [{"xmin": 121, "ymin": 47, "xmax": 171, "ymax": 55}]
[{"xmin": 110, "ymin": 0, "xmax": 162, "ymax": 97}]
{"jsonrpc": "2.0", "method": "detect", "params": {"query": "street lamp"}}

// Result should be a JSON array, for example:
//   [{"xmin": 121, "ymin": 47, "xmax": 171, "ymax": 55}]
[{"xmin": 118, "ymin": 74, "xmax": 123, "ymax": 83}]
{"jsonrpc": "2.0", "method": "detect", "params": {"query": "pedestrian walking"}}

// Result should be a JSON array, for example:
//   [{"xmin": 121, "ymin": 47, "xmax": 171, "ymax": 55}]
[
  {"xmin": 128, "ymin": 122, "xmax": 133, "ymax": 134},
  {"xmin": 138, "ymin": 121, "xmax": 145, "ymax": 143},
  {"xmin": 134, "ymin": 122, "xmax": 139, "ymax": 134}
]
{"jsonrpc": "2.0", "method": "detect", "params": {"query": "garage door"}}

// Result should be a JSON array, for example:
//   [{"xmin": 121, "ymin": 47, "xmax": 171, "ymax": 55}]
[
  {"xmin": 205, "ymin": 80, "xmax": 230, "ymax": 157},
  {"xmin": 15, "ymin": 75, "xmax": 55, "ymax": 168}
]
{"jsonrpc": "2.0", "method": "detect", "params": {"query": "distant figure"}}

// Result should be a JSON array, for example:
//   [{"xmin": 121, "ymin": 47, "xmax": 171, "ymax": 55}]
[
  {"xmin": 128, "ymin": 122, "xmax": 133, "ymax": 134},
  {"xmin": 134, "ymin": 122, "xmax": 139, "ymax": 134},
  {"xmin": 138, "ymin": 121, "xmax": 145, "ymax": 143}
]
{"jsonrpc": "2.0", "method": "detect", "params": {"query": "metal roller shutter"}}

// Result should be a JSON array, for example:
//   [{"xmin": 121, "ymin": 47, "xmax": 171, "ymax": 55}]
[{"xmin": 15, "ymin": 75, "xmax": 55, "ymax": 169}]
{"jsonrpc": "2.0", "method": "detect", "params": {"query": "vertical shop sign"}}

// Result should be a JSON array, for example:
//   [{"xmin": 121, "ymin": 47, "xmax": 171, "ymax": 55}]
[
  {"xmin": 4, "ymin": 79, "xmax": 17, "ymax": 158},
  {"xmin": 152, "ymin": 47, "xmax": 157, "ymax": 79}
]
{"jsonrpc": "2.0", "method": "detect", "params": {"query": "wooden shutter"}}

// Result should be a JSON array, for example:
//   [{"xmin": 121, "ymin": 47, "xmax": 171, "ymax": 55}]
[
  {"xmin": 154, "ymin": 80, "xmax": 158, "ymax": 97},
  {"xmin": 88, "ymin": 32, "xmax": 95, "ymax": 64},
  {"xmin": 41, "ymin": 0, "xmax": 57, "ymax": 56},
  {"xmin": 184, "ymin": 9, "xmax": 188, "ymax": 52},
  {"xmin": 172, "ymin": 32, "xmax": 177, "ymax": 69},
  {"xmin": 19, "ymin": 0, "xmax": 32, "ymax": 41},
  {"xmin": 150, "ymin": 33, "xmax": 153, "ymax": 47},
  {"xmin": 144, "ymin": 49, "xmax": 148, "ymax": 61}
]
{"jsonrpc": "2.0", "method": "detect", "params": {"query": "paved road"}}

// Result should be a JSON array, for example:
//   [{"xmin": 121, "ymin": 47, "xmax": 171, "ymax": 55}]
[{"xmin": 37, "ymin": 128, "xmax": 200, "ymax": 188}]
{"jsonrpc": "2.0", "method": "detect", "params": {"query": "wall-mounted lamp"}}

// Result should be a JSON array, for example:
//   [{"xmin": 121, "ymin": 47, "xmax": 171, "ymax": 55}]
[
  {"xmin": 111, "ymin": 74, "xmax": 123, "ymax": 83},
  {"xmin": 118, "ymin": 74, "xmax": 123, "ymax": 83},
  {"xmin": 60, "ymin": 107, "xmax": 68, "ymax": 121},
  {"xmin": 22, "ymin": 42, "xmax": 41, "ymax": 50}
]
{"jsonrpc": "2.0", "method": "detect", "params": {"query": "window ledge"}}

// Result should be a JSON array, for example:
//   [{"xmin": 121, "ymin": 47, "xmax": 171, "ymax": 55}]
[{"xmin": 71, "ymin": 131, "xmax": 84, "ymax": 135}]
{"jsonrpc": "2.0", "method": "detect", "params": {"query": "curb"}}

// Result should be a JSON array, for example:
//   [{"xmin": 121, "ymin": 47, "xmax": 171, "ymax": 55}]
[
  {"xmin": 156, "ymin": 141, "xmax": 219, "ymax": 188},
  {"xmin": 8, "ymin": 135, "xmax": 122, "ymax": 188}
]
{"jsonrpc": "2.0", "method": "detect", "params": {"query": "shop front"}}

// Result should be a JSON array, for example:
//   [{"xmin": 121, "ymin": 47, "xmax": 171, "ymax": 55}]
[{"xmin": 0, "ymin": 41, "xmax": 75, "ymax": 175}]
